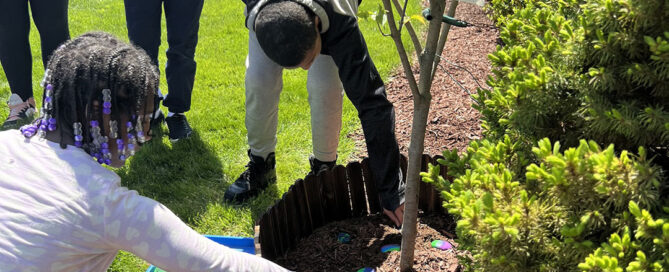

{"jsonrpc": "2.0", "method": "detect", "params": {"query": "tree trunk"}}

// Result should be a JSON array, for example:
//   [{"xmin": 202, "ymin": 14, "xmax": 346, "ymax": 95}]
[
  {"xmin": 399, "ymin": 94, "xmax": 431, "ymax": 271},
  {"xmin": 399, "ymin": 0, "xmax": 445, "ymax": 271}
]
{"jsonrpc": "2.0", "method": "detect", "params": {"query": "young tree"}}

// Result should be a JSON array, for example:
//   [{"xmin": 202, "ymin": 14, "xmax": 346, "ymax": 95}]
[{"xmin": 376, "ymin": 0, "xmax": 482, "ymax": 270}]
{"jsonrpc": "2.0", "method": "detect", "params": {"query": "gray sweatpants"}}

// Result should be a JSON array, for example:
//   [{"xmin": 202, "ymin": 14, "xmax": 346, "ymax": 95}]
[{"xmin": 245, "ymin": 31, "xmax": 343, "ymax": 162}]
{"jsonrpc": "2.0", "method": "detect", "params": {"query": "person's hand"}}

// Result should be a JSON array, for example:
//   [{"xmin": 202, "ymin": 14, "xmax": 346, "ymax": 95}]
[{"xmin": 383, "ymin": 203, "xmax": 404, "ymax": 228}]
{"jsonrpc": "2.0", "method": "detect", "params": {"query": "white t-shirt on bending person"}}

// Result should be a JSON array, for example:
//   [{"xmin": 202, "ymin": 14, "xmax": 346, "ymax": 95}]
[{"xmin": 0, "ymin": 130, "xmax": 288, "ymax": 272}]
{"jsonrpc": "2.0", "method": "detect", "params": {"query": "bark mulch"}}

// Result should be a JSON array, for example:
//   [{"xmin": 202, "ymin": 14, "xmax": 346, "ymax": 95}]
[
  {"xmin": 351, "ymin": 0, "xmax": 498, "ymax": 158},
  {"xmin": 274, "ymin": 2, "xmax": 497, "ymax": 271},
  {"xmin": 274, "ymin": 213, "xmax": 463, "ymax": 272}
]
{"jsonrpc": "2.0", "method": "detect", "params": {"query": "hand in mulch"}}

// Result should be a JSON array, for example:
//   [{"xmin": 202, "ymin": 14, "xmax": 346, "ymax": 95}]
[{"xmin": 383, "ymin": 203, "xmax": 405, "ymax": 228}]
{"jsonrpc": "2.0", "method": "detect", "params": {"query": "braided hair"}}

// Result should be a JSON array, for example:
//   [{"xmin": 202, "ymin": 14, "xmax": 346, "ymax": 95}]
[{"xmin": 20, "ymin": 32, "xmax": 159, "ymax": 165}]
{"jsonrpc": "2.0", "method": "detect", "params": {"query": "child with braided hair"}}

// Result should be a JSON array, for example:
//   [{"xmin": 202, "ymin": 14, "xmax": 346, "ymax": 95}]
[{"xmin": 0, "ymin": 32, "xmax": 288, "ymax": 272}]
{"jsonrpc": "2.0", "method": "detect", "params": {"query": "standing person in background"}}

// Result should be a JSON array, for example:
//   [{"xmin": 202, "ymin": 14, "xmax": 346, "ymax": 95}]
[
  {"xmin": 0, "ymin": 0, "xmax": 70, "ymax": 130},
  {"xmin": 123, "ymin": 0, "xmax": 204, "ymax": 142}
]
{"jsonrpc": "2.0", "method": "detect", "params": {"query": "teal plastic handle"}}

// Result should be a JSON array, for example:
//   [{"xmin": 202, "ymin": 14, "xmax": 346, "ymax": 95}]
[{"xmin": 422, "ymin": 8, "xmax": 469, "ymax": 27}]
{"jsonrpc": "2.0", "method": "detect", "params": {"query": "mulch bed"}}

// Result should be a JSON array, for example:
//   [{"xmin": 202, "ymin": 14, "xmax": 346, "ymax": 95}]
[
  {"xmin": 351, "ymin": 0, "xmax": 498, "ymax": 158},
  {"xmin": 274, "ymin": 213, "xmax": 463, "ymax": 272},
  {"xmin": 275, "ymin": 2, "xmax": 498, "ymax": 271}
]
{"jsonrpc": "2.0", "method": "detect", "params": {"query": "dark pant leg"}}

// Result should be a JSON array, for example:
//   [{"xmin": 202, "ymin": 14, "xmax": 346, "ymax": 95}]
[
  {"xmin": 123, "ymin": 0, "xmax": 163, "ymax": 67},
  {"xmin": 0, "ymin": 0, "xmax": 32, "ymax": 100},
  {"xmin": 29, "ymin": 0, "xmax": 70, "ymax": 69},
  {"xmin": 162, "ymin": 0, "xmax": 204, "ymax": 113}
]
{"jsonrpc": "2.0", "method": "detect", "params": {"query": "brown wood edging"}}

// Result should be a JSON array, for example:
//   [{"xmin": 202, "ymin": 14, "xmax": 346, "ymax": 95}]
[{"xmin": 254, "ymin": 153, "xmax": 450, "ymax": 260}]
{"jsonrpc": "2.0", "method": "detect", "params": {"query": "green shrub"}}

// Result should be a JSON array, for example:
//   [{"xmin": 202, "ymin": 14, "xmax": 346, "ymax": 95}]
[
  {"xmin": 478, "ymin": 0, "xmax": 669, "ymax": 159},
  {"xmin": 424, "ymin": 1, "xmax": 669, "ymax": 270},
  {"xmin": 581, "ymin": 0, "xmax": 669, "ymax": 154},
  {"xmin": 475, "ymin": 1, "xmax": 585, "ymax": 154},
  {"xmin": 423, "ymin": 138, "xmax": 665, "ymax": 271}
]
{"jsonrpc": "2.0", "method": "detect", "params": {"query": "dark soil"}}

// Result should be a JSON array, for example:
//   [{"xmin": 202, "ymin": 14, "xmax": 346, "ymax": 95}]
[
  {"xmin": 274, "ymin": 213, "xmax": 463, "ymax": 272},
  {"xmin": 275, "ymin": 2, "xmax": 497, "ymax": 271}
]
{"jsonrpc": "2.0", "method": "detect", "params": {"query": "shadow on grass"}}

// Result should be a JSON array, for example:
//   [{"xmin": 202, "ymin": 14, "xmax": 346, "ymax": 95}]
[{"xmin": 116, "ymin": 129, "xmax": 229, "ymax": 224}]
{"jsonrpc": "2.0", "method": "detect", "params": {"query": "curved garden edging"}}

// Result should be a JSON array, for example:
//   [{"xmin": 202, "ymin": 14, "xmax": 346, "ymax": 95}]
[{"xmin": 255, "ymin": 154, "xmax": 450, "ymax": 260}]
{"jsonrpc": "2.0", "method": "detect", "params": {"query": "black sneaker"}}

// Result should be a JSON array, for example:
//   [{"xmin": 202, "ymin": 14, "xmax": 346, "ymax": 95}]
[
  {"xmin": 308, "ymin": 155, "xmax": 336, "ymax": 175},
  {"xmin": 224, "ymin": 150, "xmax": 277, "ymax": 203},
  {"xmin": 165, "ymin": 113, "xmax": 192, "ymax": 142},
  {"xmin": 2, "ymin": 94, "xmax": 36, "ymax": 130}
]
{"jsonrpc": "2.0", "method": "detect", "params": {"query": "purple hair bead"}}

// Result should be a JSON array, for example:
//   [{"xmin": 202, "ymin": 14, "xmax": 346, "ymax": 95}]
[
  {"xmin": 103, "ymin": 101, "xmax": 112, "ymax": 108},
  {"xmin": 104, "ymin": 159, "xmax": 111, "ymax": 165},
  {"xmin": 126, "ymin": 121, "xmax": 133, "ymax": 128},
  {"xmin": 23, "ymin": 130, "xmax": 35, "ymax": 138},
  {"xmin": 46, "ymin": 84, "xmax": 53, "ymax": 91},
  {"xmin": 75, "ymin": 141, "xmax": 83, "ymax": 148},
  {"xmin": 119, "ymin": 155, "xmax": 126, "ymax": 161},
  {"xmin": 45, "ymin": 96, "xmax": 53, "ymax": 103},
  {"xmin": 91, "ymin": 120, "xmax": 99, "ymax": 127},
  {"xmin": 128, "ymin": 143, "xmax": 135, "ymax": 150},
  {"xmin": 75, "ymin": 135, "xmax": 83, "ymax": 142},
  {"xmin": 48, "ymin": 123, "xmax": 56, "ymax": 131},
  {"xmin": 103, "ymin": 108, "xmax": 112, "ymax": 115},
  {"xmin": 40, "ymin": 124, "xmax": 48, "ymax": 131},
  {"xmin": 48, "ymin": 118, "xmax": 56, "ymax": 124},
  {"xmin": 101, "ymin": 142, "xmax": 109, "ymax": 149}
]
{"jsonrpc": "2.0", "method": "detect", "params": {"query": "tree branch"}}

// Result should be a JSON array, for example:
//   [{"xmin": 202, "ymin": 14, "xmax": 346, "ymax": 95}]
[
  {"xmin": 381, "ymin": 0, "xmax": 419, "ymax": 97},
  {"xmin": 431, "ymin": 0, "xmax": 459, "ymax": 81},
  {"xmin": 391, "ymin": 0, "xmax": 422, "ymax": 58}
]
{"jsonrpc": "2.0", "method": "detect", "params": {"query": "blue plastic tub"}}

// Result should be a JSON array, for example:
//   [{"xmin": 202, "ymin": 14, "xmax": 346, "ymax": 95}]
[{"xmin": 145, "ymin": 235, "xmax": 255, "ymax": 272}]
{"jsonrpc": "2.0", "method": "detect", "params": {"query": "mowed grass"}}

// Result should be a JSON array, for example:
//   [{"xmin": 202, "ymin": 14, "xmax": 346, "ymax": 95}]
[{"xmin": 0, "ymin": 0, "xmax": 421, "ymax": 271}]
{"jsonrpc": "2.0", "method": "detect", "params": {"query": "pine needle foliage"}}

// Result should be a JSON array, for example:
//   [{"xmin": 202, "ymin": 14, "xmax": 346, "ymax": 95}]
[
  {"xmin": 581, "ymin": 0, "xmax": 669, "ymax": 155},
  {"xmin": 423, "ymin": 138, "xmax": 666, "ymax": 271},
  {"xmin": 475, "ymin": 0, "xmax": 586, "ymax": 155},
  {"xmin": 423, "ymin": 0, "xmax": 669, "ymax": 270}
]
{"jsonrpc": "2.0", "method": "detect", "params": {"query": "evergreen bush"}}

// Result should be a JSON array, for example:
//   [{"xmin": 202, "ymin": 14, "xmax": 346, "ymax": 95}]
[
  {"xmin": 423, "ymin": 0, "xmax": 669, "ymax": 270},
  {"xmin": 423, "ymin": 138, "xmax": 666, "ymax": 271}
]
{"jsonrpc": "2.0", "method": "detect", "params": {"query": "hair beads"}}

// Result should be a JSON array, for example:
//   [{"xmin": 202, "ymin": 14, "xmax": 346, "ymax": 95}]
[
  {"xmin": 19, "ymin": 32, "xmax": 158, "ymax": 166},
  {"xmin": 73, "ymin": 122, "xmax": 83, "ymax": 147}
]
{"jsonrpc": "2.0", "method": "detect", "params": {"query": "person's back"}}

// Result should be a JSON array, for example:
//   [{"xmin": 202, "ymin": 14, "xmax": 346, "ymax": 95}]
[{"xmin": 0, "ymin": 129, "xmax": 122, "ymax": 270}]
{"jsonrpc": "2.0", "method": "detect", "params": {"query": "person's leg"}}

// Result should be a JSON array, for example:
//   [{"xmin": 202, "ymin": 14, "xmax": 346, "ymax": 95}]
[
  {"xmin": 0, "ymin": 0, "xmax": 36, "ymax": 129},
  {"xmin": 162, "ymin": 0, "xmax": 204, "ymax": 114},
  {"xmin": 123, "ymin": 0, "xmax": 162, "ymax": 67},
  {"xmin": 0, "ymin": 0, "xmax": 32, "ymax": 101},
  {"xmin": 245, "ymin": 31, "xmax": 284, "ymax": 160},
  {"xmin": 223, "ymin": 31, "xmax": 283, "ymax": 203},
  {"xmin": 306, "ymin": 54, "xmax": 343, "ymax": 168},
  {"xmin": 30, "ymin": 0, "xmax": 70, "ymax": 69},
  {"xmin": 124, "ymin": 0, "xmax": 165, "ymax": 133}
]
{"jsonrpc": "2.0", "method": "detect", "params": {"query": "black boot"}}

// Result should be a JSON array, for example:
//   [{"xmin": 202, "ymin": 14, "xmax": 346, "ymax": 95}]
[
  {"xmin": 308, "ymin": 155, "xmax": 336, "ymax": 175},
  {"xmin": 224, "ymin": 150, "xmax": 276, "ymax": 203}
]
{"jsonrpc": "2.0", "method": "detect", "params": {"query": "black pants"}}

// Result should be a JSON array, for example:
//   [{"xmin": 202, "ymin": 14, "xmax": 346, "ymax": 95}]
[
  {"xmin": 124, "ymin": 0, "xmax": 204, "ymax": 113},
  {"xmin": 0, "ymin": 0, "xmax": 70, "ymax": 101}
]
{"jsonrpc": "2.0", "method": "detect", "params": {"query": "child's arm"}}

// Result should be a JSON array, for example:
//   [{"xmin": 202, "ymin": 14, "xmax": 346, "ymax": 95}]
[
  {"xmin": 324, "ymin": 14, "xmax": 405, "ymax": 214},
  {"xmin": 101, "ymin": 187, "xmax": 289, "ymax": 272}
]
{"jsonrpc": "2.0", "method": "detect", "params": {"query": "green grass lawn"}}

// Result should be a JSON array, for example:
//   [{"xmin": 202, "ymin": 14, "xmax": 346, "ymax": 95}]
[{"xmin": 0, "ymin": 0, "xmax": 420, "ymax": 271}]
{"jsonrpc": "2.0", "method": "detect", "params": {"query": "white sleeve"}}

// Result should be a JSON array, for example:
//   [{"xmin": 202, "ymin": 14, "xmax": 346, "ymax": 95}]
[{"xmin": 101, "ymin": 187, "xmax": 289, "ymax": 272}]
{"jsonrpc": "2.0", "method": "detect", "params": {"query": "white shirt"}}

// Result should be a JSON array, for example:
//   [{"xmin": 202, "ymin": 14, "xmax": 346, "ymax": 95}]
[{"xmin": 0, "ymin": 130, "xmax": 288, "ymax": 272}]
